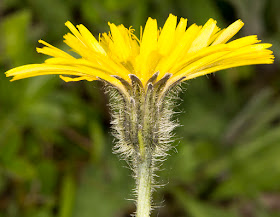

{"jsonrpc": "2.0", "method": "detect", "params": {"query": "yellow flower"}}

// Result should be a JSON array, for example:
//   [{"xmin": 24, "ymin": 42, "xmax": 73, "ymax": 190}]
[
  {"xmin": 6, "ymin": 14, "xmax": 274, "ymax": 97},
  {"xmin": 4, "ymin": 14, "xmax": 275, "ymax": 217}
]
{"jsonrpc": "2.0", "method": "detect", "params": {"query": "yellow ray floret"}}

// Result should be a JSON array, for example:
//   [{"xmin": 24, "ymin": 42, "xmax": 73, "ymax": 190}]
[{"xmin": 5, "ymin": 13, "xmax": 274, "ymax": 91}]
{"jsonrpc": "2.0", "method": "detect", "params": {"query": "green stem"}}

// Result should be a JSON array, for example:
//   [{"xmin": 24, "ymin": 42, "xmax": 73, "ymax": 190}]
[{"xmin": 136, "ymin": 131, "xmax": 152, "ymax": 217}]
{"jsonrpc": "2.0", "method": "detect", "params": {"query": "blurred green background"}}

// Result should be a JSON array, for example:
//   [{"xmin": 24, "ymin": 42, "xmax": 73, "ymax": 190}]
[{"xmin": 0, "ymin": 0, "xmax": 280, "ymax": 216}]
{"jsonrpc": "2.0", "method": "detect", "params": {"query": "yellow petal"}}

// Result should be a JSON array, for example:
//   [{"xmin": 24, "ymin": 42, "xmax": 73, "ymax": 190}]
[
  {"xmin": 227, "ymin": 35, "xmax": 260, "ymax": 48},
  {"xmin": 63, "ymin": 33, "xmax": 89, "ymax": 58},
  {"xmin": 76, "ymin": 24, "xmax": 107, "ymax": 55},
  {"xmin": 5, "ymin": 15, "xmax": 274, "ymax": 93},
  {"xmin": 188, "ymin": 18, "xmax": 217, "ymax": 53},
  {"xmin": 170, "ymin": 50, "xmax": 230, "ymax": 82},
  {"xmin": 37, "ymin": 40, "xmax": 74, "ymax": 59},
  {"xmin": 184, "ymin": 57, "xmax": 274, "ymax": 81},
  {"xmin": 156, "ymin": 24, "xmax": 201, "ymax": 77},
  {"xmin": 212, "ymin": 19, "xmax": 244, "ymax": 46},
  {"xmin": 59, "ymin": 75, "xmax": 97, "ymax": 82},
  {"xmin": 158, "ymin": 14, "xmax": 177, "ymax": 55},
  {"xmin": 140, "ymin": 18, "xmax": 158, "ymax": 55},
  {"xmin": 6, "ymin": 64, "xmax": 110, "ymax": 83},
  {"xmin": 221, "ymin": 43, "xmax": 272, "ymax": 60},
  {"xmin": 137, "ymin": 17, "xmax": 158, "ymax": 81},
  {"xmin": 65, "ymin": 21, "xmax": 86, "ymax": 46},
  {"xmin": 174, "ymin": 17, "xmax": 188, "ymax": 41},
  {"xmin": 171, "ymin": 44, "xmax": 229, "ymax": 74},
  {"xmin": 108, "ymin": 23, "xmax": 131, "ymax": 62}
]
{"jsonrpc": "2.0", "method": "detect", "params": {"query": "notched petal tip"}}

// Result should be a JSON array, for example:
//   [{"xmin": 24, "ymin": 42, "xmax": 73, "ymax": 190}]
[
  {"xmin": 207, "ymin": 18, "xmax": 217, "ymax": 23},
  {"xmin": 234, "ymin": 19, "xmax": 244, "ymax": 28},
  {"xmin": 36, "ymin": 47, "xmax": 41, "ymax": 53},
  {"xmin": 9, "ymin": 77, "xmax": 17, "ymax": 82},
  {"xmin": 59, "ymin": 75, "xmax": 73, "ymax": 82},
  {"xmin": 5, "ymin": 67, "xmax": 20, "ymax": 77},
  {"xmin": 37, "ymin": 39, "xmax": 52, "ymax": 47},
  {"xmin": 65, "ymin": 20, "xmax": 72, "ymax": 27},
  {"xmin": 59, "ymin": 75, "xmax": 96, "ymax": 82},
  {"xmin": 212, "ymin": 19, "xmax": 245, "ymax": 46}
]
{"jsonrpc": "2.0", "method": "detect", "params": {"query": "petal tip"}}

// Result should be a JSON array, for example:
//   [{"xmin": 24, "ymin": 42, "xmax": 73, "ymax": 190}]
[{"xmin": 65, "ymin": 21, "xmax": 71, "ymax": 26}]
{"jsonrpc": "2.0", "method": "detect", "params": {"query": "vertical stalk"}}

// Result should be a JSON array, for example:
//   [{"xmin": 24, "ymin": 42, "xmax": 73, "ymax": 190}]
[
  {"xmin": 136, "ymin": 131, "xmax": 152, "ymax": 217},
  {"xmin": 109, "ymin": 74, "xmax": 176, "ymax": 217},
  {"xmin": 136, "ymin": 156, "xmax": 152, "ymax": 217}
]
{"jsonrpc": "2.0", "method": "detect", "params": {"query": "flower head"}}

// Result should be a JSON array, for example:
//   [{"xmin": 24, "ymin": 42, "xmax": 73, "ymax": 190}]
[
  {"xmin": 5, "ymin": 14, "xmax": 274, "ymax": 99},
  {"xmin": 4, "ymin": 14, "xmax": 275, "ymax": 217}
]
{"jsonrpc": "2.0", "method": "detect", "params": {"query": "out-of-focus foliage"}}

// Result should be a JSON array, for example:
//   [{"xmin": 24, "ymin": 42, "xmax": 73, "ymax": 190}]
[{"xmin": 0, "ymin": 0, "xmax": 279, "ymax": 216}]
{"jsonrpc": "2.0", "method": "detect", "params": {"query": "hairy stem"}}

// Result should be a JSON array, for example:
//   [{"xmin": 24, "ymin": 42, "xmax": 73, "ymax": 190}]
[
  {"xmin": 107, "ymin": 74, "xmax": 180, "ymax": 217},
  {"xmin": 136, "ymin": 131, "xmax": 153, "ymax": 217}
]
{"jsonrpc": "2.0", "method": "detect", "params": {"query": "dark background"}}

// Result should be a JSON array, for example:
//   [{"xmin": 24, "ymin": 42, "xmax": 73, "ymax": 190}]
[{"xmin": 0, "ymin": 0, "xmax": 280, "ymax": 216}]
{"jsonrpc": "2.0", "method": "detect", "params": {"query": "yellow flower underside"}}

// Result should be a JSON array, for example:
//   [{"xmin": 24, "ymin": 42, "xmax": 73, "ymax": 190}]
[{"xmin": 6, "ymin": 14, "xmax": 274, "ymax": 93}]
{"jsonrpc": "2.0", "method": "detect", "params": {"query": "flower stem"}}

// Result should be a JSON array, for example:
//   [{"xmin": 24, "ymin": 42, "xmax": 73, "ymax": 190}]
[{"xmin": 136, "ymin": 131, "xmax": 152, "ymax": 217}]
